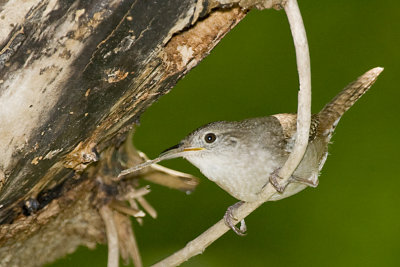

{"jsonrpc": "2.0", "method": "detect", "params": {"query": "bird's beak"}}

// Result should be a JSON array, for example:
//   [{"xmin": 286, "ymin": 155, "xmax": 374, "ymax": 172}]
[{"xmin": 160, "ymin": 143, "xmax": 204, "ymax": 159}]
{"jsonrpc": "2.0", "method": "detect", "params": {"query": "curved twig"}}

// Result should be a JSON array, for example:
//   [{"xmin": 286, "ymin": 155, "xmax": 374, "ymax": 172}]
[{"xmin": 152, "ymin": 0, "xmax": 312, "ymax": 266}]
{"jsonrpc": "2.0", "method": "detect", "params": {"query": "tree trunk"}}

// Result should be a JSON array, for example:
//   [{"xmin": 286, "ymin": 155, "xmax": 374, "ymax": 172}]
[{"xmin": 0, "ymin": 0, "xmax": 253, "ymax": 266}]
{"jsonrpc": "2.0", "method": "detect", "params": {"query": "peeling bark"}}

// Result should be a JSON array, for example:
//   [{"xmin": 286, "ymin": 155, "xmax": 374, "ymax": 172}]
[{"xmin": 0, "ymin": 0, "xmax": 248, "ymax": 265}]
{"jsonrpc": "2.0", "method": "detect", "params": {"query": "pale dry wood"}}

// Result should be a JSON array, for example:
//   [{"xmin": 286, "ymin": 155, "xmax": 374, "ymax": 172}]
[
  {"xmin": 128, "ymin": 225, "xmax": 143, "ymax": 267},
  {"xmin": 100, "ymin": 206, "xmax": 119, "ymax": 267},
  {"xmin": 137, "ymin": 196, "xmax": 158, "ymax": 219},
  {"xmin": 277, "ymin": 0, "xmax": 311, "ymax": 181},
  {"xmin": 110, "ymin": 200, "xmax": 146, "ymax": 218},
  {"xmin": 113, "ymin": 212, "xmax": 143, "ymax": 267},
  {"xmin": 117, "ymin": 185, "xmax": 151, "ymax": 201}
]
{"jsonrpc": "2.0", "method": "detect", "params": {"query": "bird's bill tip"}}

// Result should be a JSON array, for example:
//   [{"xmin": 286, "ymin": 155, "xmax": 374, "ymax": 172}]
[{"xmin": 159, "ymin": 144, "xmax": 204, "ymax": 159}]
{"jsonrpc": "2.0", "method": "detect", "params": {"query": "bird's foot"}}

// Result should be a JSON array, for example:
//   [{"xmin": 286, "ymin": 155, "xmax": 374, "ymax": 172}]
[
  {"xmin": 290, "ymin": 175, "xmax": 319, "ymax": 188},
  {"xmin": 269, "ymin": 168, "xmax": 288, "ymax": 193},
  {"xmin": 224, "ymin": 201, "xmax": 247, "ymax": 236},
  {"xmin": 269, "ymin": 168, "xmax": 319, "ymax": 193}
]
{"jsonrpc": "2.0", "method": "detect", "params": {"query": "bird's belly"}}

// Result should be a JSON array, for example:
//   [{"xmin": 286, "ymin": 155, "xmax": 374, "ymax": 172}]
[{"xmin": 208, "ymin": 166, "xmax": 276, "ymax": 202}]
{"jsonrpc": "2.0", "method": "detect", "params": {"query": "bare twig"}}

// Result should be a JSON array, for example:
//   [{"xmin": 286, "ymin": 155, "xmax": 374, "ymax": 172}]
[
  {"xmin": 277, "ymin": 0, "xmax": 311, "ymax": 181},
  {"xmin": 128, "ymin": 199, "xmax": 144, "ymax": 225},
  {"xmin": 110, "ymin": 200, "xmax": 146, "ymax": 218},
  {"xmin": 152, "ymin": 0, "xmax": 311, "ymax": 266},
  {"xmin": 119, "ymin": 150, "xmax": 199, "ymax": 192},
  {"xmin": 137, "ymin": 196, "xmax": 158, "ymax": 219},
  {"xmin": 114, "ymin": 212, "xmax": 143, "ymax": 267},
  {"xmin": 117, "ymin": 185, "xmax": 151, "ymax": 201},
  {"xmin": 128, "ymin": 224, "xmax": 143, "ymax": 267},
  {"xmin": 100, "ymin": 206, "xmax": 120, "ymax": 267}
]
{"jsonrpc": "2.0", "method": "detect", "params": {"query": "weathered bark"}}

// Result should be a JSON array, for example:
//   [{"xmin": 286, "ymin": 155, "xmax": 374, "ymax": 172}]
[{"xmin": 0, "ymin": 0, "xmax": 249, "ymax": 265}]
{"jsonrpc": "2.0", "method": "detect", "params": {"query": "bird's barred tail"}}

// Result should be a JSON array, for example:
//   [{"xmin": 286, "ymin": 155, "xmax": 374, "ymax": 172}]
[{"xmin": 317, "ymin": 67, "xmax": 383, "ymax": 136}]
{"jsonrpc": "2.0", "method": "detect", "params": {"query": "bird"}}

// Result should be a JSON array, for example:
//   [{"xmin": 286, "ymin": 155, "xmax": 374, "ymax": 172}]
[{"xmin": 119, "ymin": 67, "xmax": 383, "ymax": 235}]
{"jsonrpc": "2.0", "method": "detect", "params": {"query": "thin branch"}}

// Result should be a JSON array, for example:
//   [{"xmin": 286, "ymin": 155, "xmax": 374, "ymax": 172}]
[
  {"xmin": 128, "ymin": 224, "xmax": 143, "ymax": 267},
  {"xmin": 100, "ymin": 206, "xmax": 120, "ymax": 267},
  {"xmin": 110, "ymin": 200, "xmax": 146, "ymax": 218},
  {"xmin": 113, "ymin": 212, "xmax": 143, "ymax": 267},
  {"xmin": 277, "ymin": 0, "xmax": 311, "ymax": 180},
  {"xmin": 137, "ymin": 196, "xmax": 158, "ymax": 219},
  {"xmin": 117, "ymin": 185, "xmax": 151, "ymax": 201},
  {"xmin": 152, "ymin": 0, "xmax": 312, "ymax": 266}
]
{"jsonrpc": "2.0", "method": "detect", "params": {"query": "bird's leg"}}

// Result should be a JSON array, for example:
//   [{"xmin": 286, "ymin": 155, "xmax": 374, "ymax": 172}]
[
  {"xmin": 269, "ymin": 168, "xmax": 319, "ymax": 193},
  {"xmin": 224, "ymin": 201, "xmax": 247, "ymax": 236},
  {"xmin": 268, "ymin": 168, "xmax": 288, "ymax": 193}
]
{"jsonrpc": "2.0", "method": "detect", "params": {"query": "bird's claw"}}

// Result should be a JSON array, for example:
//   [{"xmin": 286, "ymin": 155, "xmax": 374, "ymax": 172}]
[
  {"xmin": 269, "ymin": 168, "xmax": 287, "ymax": 193},
  {"xmin": 224, "ymin": 201, "xmax": 247, "ymax": 236}
]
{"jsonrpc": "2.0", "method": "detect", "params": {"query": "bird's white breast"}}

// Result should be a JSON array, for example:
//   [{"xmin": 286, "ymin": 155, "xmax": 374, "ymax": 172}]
[{"xmin": 185, "ymin": 149, "xmax": 281, "ymax": 202}]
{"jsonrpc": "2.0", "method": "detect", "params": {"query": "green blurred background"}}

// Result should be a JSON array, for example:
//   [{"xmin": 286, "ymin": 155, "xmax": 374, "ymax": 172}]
[{"xmin": 50, "ymin": 0, "xmax": 400, "ymax": 266}]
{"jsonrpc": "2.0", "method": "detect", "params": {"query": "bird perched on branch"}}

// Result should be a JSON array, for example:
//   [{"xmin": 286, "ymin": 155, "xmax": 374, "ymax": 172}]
[{"xmin": 120, "ymin": 67, "xmax": 383, "ymax": 235}]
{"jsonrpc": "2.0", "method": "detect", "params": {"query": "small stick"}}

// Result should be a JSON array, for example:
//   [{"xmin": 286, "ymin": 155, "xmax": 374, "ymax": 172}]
[
  {"xmin": 118, "ymin": 158, "xmax": 163, "ymax": 178},
  {"xmin": 129, "ymin": 224, "xmax": 143, "ymax": 267},
  {"xmin": 137, "ymin": 196, "xmax": 158, "ymax": 219},
  {"xmin": 100, "ymin": 206, "xmax": 119, "ymax": 267},
  {"xmin": 118, "ymin": 186, "xmax": 151, "ymax": 201},
  {"xmin": 110, "ymin": 200, "xmax": 146, "ymax": 218}
]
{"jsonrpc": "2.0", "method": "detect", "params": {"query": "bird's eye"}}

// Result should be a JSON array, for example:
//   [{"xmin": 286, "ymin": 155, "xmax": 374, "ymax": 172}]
[{"xmin": 204, "ymin": 133, "xmax": 216, "ymax": 143}]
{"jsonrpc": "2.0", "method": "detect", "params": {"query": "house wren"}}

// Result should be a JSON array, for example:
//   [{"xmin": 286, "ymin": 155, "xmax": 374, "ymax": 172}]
[{"xmin": 119, "ymin": 67, "xmax": 383, "ymax": 234}]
